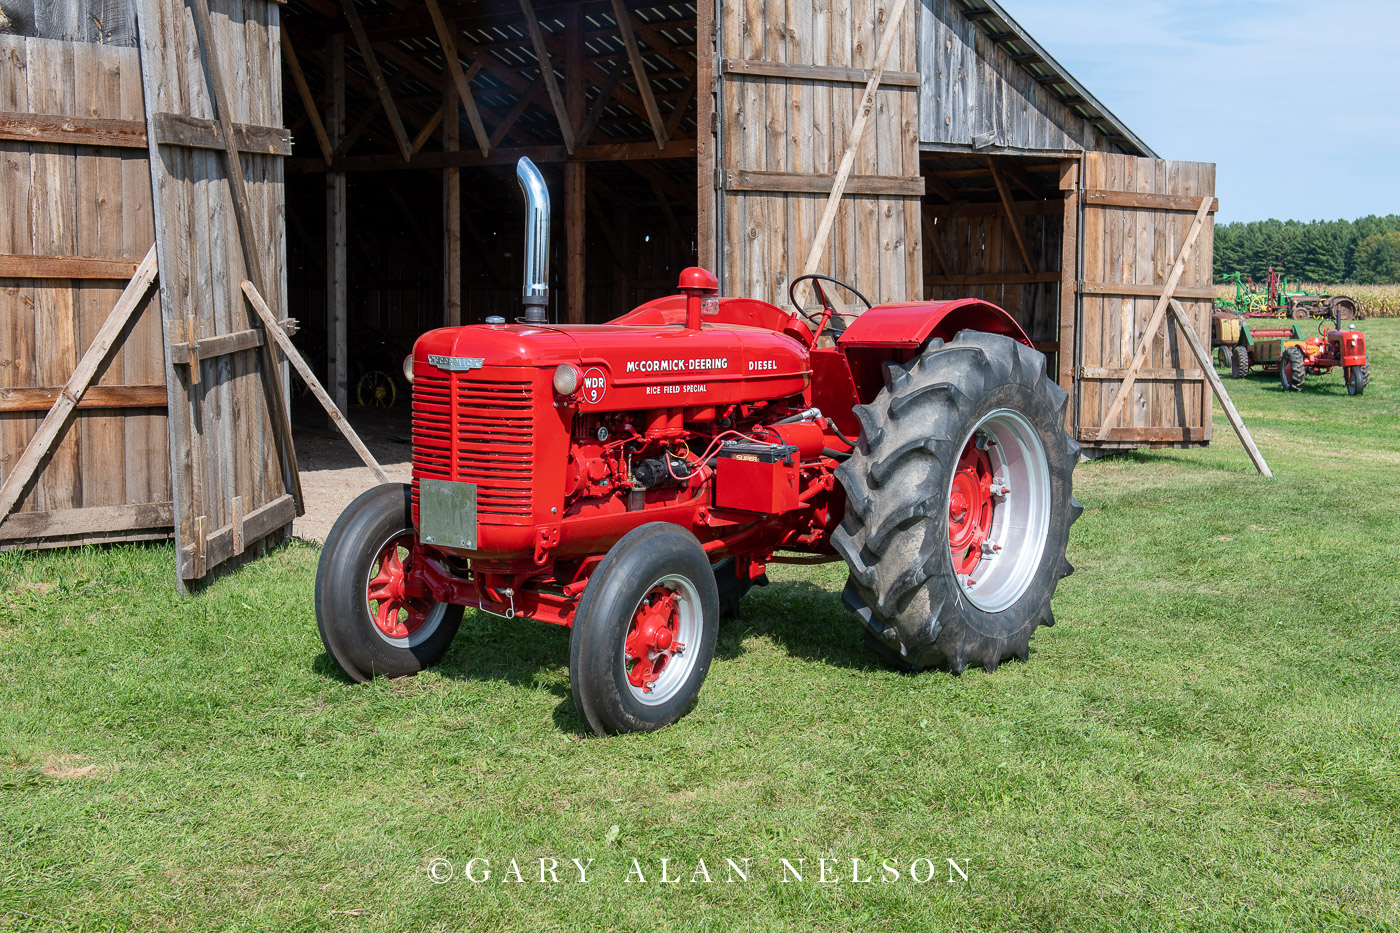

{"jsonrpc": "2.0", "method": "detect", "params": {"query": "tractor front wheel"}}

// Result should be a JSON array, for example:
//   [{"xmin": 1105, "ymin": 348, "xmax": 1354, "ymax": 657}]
[
  {"xmin": 570, "ymin": 524, "xmax": 719, "ymax": 735},
  {"xmin": 1231, "ymin": 345, "xmax": 1251, "ymax": 379},
  {"xmin": 315, "ymin": 483, "xmax": 463, "ymax": 682},
  {"xmin": 832, "ymin": 331, "xmax": 1081, "ymax": 674},
  {"xmin": 1280, "ymin": 346, "xmax": 1307, "ymax": 392},
  {"xmin": 1346, "ymin": 363, "xmax": 1369, "ymax": 396}
]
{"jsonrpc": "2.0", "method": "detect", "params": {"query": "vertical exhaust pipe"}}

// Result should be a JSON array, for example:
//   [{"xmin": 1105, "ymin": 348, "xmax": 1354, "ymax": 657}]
[{"xmin": 516, "ymin": 157, "xmax": 550, "ymax": 324}]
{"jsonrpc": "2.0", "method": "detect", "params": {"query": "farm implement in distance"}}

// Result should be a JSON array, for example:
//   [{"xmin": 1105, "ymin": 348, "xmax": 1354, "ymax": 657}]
[
  {"xmin": 1212, "ymin": 309, "xmax": 1370, "ymax": 396},
  {"xmin": 1215, "ymin": 268, "xmax": 1358, "ymax": 321}
]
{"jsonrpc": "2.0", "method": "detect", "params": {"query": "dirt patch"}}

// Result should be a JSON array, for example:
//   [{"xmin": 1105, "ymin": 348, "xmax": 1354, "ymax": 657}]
[
  {"xmin": 289, "ymin": 403, "xmax": 415, "ymax": 544},
  {"xmin": 40, "ymin": 754, "xmax": 104, "ymax": 780}
]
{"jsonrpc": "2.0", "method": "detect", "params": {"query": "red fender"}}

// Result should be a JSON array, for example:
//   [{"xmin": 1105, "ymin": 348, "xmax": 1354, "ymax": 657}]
[{"xmin": 836, "ymin": 299, "xmax": 1034, "ymax": 350}]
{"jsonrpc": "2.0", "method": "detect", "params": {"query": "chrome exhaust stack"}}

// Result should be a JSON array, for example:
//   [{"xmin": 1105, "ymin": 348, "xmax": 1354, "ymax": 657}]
[{"xmin": 516, "ymin": 157, "xmax": 550, "ymax": 324}]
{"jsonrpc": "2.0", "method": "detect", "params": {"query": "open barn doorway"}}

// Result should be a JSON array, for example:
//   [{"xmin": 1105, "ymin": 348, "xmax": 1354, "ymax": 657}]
[
  {"xmin": 278, "ymin": 0, "xmax": 703, "ymax": 410},
  {"xmin": 919, "ymin": 152, "xmax": 1072, "ymax": 391}
]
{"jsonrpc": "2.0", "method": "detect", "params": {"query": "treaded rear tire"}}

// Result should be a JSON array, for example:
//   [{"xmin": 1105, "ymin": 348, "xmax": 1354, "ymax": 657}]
[
  {"xmin": 831, "ymin": 331, "xmax": 1081, "ymax": 674},
  {"xmin": 1280, "ymin": 346, "xmax": 1306, "ymax": 392},
  {"xmin": 1231, "ymin": 345, "xmax": 1251, "ymax": 379}
]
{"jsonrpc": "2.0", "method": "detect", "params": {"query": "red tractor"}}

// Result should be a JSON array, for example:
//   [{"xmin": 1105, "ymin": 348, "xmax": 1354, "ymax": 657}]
[
  {"xmin": 315, "ymin": 159, "xmax": 1081, "ymax": 735},
  {"xmin": 1279, "ymin": 320, "xmax": 1370, "ymax": 396}
]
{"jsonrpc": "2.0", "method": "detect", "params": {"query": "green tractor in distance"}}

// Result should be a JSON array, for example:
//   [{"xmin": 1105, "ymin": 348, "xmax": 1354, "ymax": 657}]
[{"xmin": 1214, "ymin": 268, "xmax": 1359, "ymax": 321}]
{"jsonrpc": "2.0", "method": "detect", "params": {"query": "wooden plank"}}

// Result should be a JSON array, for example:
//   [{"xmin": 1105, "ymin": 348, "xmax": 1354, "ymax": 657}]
[
  {"xmin": 185, "ymin": 0, "xmax": 303, "ymax": 513},
  {"xmin": 518, "ymin": 0, "xmax": 575, "ymax": 153},
  {"xmin": 180, "ymin": 491, "xmax": 294, "ymax": 571},
  {"xmin": 1169, "ymin": 298, "xmax": 1270, "ymax": 476},
  {"xmin": 0, "ymin": 500, "xmax": 174, "ymax": 541},
  {"xmin": 424, "ymin": 0, "xmax": 490, "ymax": 157},
  {"xmin": 0, "ymin": 254, "xmax": 141, "ymax": 279},
  {"xmin": 279, "ymin": 25, "xmax": 332, "ymax": 163},
  {"xmin": 720, "ymin": 58, "xmax": 920, "ymax": 86},
  {"xmin": 167, "ymin": 326, "xmax": 269, "ymax": 365},
  {"xmin": 340, "ymin": 0, "xmax": 413, "ymax": 162},
  {"xmin": 242, "ymin": 280, "xmax": 389, "ymax": 484},
  {"xmin": 1081, "ymin": 281, "xmax": 1217, "ymax": 300},
  {"xmin": 327, "ymin": 31, "xmax": 348, "ymax": 411},
  {"xmin": 988, "ymin": 157, "xmax": 1034, "ymax": 273},
  {"xmin": 1057, "ymin": 174, "xmax": 1079, "ymax": 405},
  {"xmin": 724, "ymin": 169, "xmax": 924, "ymax": 197},
  {"xmin": 927, "ymin": 272, "xmax": 1062, "ymax": 286},
  {"xmin": 1079, "ymin": 367, "xmax": 1203, "ymax": 381},
  {"xmin": 695, "ymin": 0, "xmax": 716, "ymax": 272},
  {"xmin": 799, "ymin": 0, "xmax": 909, "ymax": 279},
  {"xmin": 442, "ymin": 68, "xmax": 461, "ymax": 327},
  {"xmin": 1093, "ymin": 195, "xmax": 1214, "ymax": 439},
  {"xmin": 610, "ymin": 0, "xmax": 667, "ymax": 149},
  {"xmin": 150, "ymin": 111, "xmax": 292, "ymax": 156},
  {"xmin": 0, "ymin": 246, "xmax": 157, "ymax": 525},
  {"xmin": 1093, "ymin": 427, "xmax": 1209, "ymax": 443},
  {"xmin": 0, "ymin": 385, "xmax": 167, "ymax": 412},
  {"xmin": 0, "ymin": 111, "xmax": 146, "ymax": 147},
  {"xmin": 1084, "ymin": 189, "xmax": 1218, "ymax": 213}
]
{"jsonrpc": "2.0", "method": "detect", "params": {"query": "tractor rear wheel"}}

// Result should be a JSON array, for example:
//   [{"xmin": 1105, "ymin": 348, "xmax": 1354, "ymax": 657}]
[
  {"xmin": 1346, "ymin": 364, "xmax": 1368, "ymax": 396},
  {"xmin": 1330, "ymin": 297, "xmax": 1359, "ymax": 321},
  {"xmin": 1231, "ymin": 345, "xmax": 1251, "ymax": 379},
  {"xmin": 315, "ymin": 483, "xmax": 463, "ymax": 682},
  {"xmin": 831, "ymin": 331, "xmax": 1081, "ymax": 674},
  {"xmin": 570, "ymin": 523, "xmax": 719, "ymax": 735},
  {"xmin": 1280, "ymin": 346, "xmax": 1307, "ymax": 392}
]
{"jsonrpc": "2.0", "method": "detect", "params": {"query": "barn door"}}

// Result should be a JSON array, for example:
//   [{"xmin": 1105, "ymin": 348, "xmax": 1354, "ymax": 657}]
[
  {"xmin": 1073, "ymin": 152, "xmax": 1217, "ymax": 447},
  {"xmin": 135, "ymin": 0, "xmax": 301, "ymax": 588},
  {"xmin": 715, "ymin": 0, "xmax": 922, "ymax": 310}
]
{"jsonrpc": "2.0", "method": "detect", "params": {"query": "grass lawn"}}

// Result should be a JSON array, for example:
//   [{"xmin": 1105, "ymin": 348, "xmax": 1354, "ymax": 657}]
[{"xmin": 3, "ymin": 322, "xmax": 1399, "ymax": 932}]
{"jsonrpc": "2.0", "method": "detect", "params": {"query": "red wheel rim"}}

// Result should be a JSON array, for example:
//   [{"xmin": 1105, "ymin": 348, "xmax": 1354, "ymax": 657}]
[
  {"xmin": 366, "ymin": 533, "xmax": 436, "ymax": 640},
  {"xmin": 949, "ymin": 436, "xmax": 997, "ymax": 577},
  {"xmin": 625, "ymin": 585, "xmax": 686, "ymax": 694}
]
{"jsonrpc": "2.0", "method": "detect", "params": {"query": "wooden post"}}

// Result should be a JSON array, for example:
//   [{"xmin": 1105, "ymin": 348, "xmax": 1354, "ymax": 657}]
[
  {"xmin": 566, "ymin": 161, "xmax": 586, "ymax": 323},
  {"xmin": 695, "ymin": 0, "xmax": 716, "ymax": 272},
  {"xmin": 1168, "ymin": 298, "xmax": 1271, "ymax": 477},
  {"xmin": 799, "ymin": 0, "xmax": 908, "ymax": 278},
  {"xmin": 0, "ymin": 247, "xmax": 158, "ymax": 526},
  {"xmin": 326, "ymin": 33, "xmax": 349, "ymax": 413},
  {"xmin": 1095, "ymin": 196, "xmax": 1214, "ymax": 437},
  {"xmin": 1057, "ymin": 159, "xmax": 1081, "ymax": 411},
  {"xmin": 242, "ymin": 282, "xmax": 391, "ymax": 485},
  {"xmin": 443, "ymin": 71, "xmax": 462, "ymax": 327}
]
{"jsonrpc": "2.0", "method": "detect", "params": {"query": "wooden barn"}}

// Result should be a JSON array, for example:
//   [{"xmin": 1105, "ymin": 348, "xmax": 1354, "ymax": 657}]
[{"xmin": 0, "ymin": 0, "xmax": 1217, "ymax": 586}]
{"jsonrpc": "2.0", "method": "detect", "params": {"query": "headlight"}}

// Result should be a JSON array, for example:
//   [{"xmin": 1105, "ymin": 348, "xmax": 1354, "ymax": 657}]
[
  {"xmin": 552, "ymin": 363, "xmax": 580, "ymax": 395},
  {"xmin": 402, "ymin": 355, "xmax": 415, "ymax": 384}
]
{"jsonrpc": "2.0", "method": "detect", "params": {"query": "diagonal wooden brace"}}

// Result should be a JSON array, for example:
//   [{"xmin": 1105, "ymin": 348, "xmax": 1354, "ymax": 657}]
[{"xmin": 1095, "ymin": 196, "xmax": 1214, "ymax": 437}]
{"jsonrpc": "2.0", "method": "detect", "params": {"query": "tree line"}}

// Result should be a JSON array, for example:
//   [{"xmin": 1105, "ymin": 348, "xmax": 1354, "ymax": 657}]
[{"xmin": 1213, "ymin": 215, "xmax": 1400, "ymax": 284}]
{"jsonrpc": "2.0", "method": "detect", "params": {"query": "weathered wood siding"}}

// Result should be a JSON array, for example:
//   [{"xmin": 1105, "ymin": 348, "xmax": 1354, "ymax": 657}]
[
  {"xmin": 0, "ymin": 35, "xmax": 172, "ymax": 548},
  {"xmin": 923, "ymin": 198, "xmax": 1062, "ymax": 345},
  {"xmin": 916, "ymin": 0, "xmax": 1108, "ymax": 152},
  {"xmin": 136, "ymin": 0, "xmax": 296, "ymax": 584},
  {"xmin": 1076, "ymin": 152, "xmax": 1217, "ymax": 446},
  {"xmin": 717, "ymin": 0, "xmax": 922, "ymax": 308}
]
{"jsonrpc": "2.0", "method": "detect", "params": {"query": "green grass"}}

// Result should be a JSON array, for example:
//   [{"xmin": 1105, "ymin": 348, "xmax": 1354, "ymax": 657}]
[{"xmin": 3, "ymin": 323, "xmax": 1400, "ymax": 932}]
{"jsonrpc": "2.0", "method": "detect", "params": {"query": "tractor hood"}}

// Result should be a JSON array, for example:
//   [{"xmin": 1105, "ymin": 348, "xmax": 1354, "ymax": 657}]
[{"xmin": 412, "ymin": 320, "xmax": 811, "ymax": 412}]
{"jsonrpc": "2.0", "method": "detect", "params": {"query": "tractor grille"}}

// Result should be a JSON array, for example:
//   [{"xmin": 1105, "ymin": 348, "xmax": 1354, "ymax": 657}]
[{"xmin": 412, "ymin": 371, "xmax": 535, "ymax": 520}]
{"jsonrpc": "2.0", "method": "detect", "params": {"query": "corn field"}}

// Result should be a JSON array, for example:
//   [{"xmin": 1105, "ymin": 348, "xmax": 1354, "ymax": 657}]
[{"xmin": 1215, "ymin": 283, "xmax": 1400, "ymax": 318}]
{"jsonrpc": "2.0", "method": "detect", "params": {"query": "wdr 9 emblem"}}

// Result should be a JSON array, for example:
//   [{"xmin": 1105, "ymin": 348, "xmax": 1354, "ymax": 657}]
[{"xmin": 580, "ymin": 367, "xmax": 608, "ymax": 404}]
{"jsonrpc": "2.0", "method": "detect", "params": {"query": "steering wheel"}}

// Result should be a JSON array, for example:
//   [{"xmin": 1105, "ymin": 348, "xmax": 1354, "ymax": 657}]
[{"xmin": 788, "ymin": 274, "xmax": 874, "ymax": 346}]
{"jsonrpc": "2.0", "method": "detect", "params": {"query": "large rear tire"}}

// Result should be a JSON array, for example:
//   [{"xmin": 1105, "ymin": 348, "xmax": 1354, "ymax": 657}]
[
  {"xmin": 1231, "ymin": 345, "xmax": 1251, "ymax": 379},
  {"xmin": 1280, "ymin": 346, "xmax": 1307, "ymax": 392},
  {"xmin": 315, "ymin": 484, "xmax": 463, "ymax": 682},
  {"xmin": 831, "ymin": 331, "xmax": 1081, "ymax": 674}
]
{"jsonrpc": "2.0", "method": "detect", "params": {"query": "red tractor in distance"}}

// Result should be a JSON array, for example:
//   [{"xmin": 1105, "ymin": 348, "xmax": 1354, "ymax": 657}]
[
  {"xmin": 315, "ymin": 159, "xmax": 1082, "ymax": 736},
  {"xmin": 1278, "ymin": 319, "xmax": 1370, "ymax": 396}
]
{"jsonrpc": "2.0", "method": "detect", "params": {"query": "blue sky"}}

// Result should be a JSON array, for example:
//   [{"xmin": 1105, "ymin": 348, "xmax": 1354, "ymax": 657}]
[{"xmin": 1002, "ymin": 1, "xmax": 1400, "ymax": 223}]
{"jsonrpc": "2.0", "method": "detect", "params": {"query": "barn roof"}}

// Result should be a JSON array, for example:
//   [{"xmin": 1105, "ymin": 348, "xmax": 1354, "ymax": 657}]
[{"xmin": 955, "ymin": 0, "xmax": 1157, "ymax": 158}]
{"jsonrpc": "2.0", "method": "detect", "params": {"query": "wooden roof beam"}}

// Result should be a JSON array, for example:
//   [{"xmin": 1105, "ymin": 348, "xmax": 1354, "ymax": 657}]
[
  {"xmin": 425, "ymin": 0, "xmax": 491, "ymax": 156},
  {"xmin": 611, "ymin": 0, "xmax": 667, "ymax": 149},
  {"xmin": 280, "ymin": 25, "xmax": 333, "ymax": 164},
  {"xmin": 341, "ymin": 0, "xmax": 414, "ymax": 162},
  {"xmin": 518, "ymin": 0, "xmax": 576, "ymax": 153}
]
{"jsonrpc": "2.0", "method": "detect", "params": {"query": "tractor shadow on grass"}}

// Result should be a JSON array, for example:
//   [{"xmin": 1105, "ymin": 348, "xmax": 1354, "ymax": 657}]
[{"xmin": 715, "ymin": 579, "xmax": 887, "ymax": 674}]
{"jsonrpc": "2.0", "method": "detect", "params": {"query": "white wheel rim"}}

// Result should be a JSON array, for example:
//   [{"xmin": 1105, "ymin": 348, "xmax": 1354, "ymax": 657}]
[
  {"xmin": 624, "ymin": 573, "xmax": 704, "ymax": 706},
  {"xmin": 948, "ymin": 409, "xmax": 1053, "ymax": 613}
]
